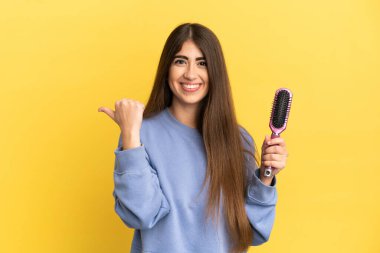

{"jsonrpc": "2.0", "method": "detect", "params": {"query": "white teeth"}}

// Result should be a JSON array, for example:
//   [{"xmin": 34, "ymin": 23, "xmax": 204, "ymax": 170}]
[{"xmin": 182, "ymin": 83, "xmax": 200, "ymax": 89}]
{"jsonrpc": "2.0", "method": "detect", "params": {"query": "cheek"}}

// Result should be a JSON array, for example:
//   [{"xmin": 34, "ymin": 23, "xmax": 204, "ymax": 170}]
[
  {"xmin": 202, "ymin": 70, "xmax": 209, "ymax": 82},
  {"xmin": 167, "ymin": 73, "xmax": 177, "ymax": 93},
  {"xmin": 168, "ymin": 66, "xmax": 182, "ymax": 81},
  {"xmin": 203, "ymin": 75, "xmax": 209, "ymax": 87},
  {"xmin": 167, "ymin": 79, "xmax": 175, "ymax": 93},
  {"xmin": 168, "ymin": 68, "xmax": 174, "ymax": 82},
  {"xmin": 167, "ymin": 70, "xmax": 175, "ymax": 89}
]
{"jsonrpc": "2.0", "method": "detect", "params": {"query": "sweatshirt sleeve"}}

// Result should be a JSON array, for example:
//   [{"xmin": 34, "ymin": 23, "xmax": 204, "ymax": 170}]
[
  {"xmin": 113, "ymin": 134, "xmax": 171, "ymax": 230},
  {"xmin": 239, "ymin": 126, "xmax": 278, "ymax": 246},
  {"xmin": 246, "ymin": 168, "xmax": 277, "ymax": 246}
]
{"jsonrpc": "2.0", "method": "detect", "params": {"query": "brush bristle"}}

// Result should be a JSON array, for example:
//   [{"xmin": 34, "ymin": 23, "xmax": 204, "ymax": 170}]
[{"xmin": 272, "ymin": 90, "xmax": 291, "ymax": 128}]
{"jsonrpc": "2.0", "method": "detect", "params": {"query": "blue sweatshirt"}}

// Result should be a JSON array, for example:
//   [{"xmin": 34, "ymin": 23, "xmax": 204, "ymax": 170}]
[{"xmin": 113, "ymin": 107, "xmax": 277, "ymax": 253}]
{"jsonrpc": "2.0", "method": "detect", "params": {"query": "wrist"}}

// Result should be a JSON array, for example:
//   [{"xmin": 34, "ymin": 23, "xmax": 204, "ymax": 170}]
[{"xmin": 121, "ymin": 131, "xmax": 141, "ymax": 150}]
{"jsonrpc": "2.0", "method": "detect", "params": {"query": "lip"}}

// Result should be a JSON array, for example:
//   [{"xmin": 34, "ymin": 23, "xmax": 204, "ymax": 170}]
[
  {"xmin": 180, "ymin": 82, "xmax": 200, "ymax": 85},
  {"xmin": 180, "ymin": 82, "xmax": 202, "ymax": 92}
]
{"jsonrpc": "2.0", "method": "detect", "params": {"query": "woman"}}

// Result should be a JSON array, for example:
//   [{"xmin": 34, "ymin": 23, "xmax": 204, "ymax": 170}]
[{"xmin": 98, "ymin": 23, "xmax": 288, "ymax": 253}]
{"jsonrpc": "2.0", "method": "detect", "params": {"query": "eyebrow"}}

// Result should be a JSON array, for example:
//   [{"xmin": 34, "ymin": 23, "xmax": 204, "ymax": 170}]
[{"xmin": 174, "ymin": 55, "xmax": 206, "ymax": 61}]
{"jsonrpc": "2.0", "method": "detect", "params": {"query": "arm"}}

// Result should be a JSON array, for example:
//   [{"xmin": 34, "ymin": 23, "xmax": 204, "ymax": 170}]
[
  {"xmin": 239, "ymin": 126, "xmax": 278, "ymax": 246},
  {"xmin": 245, "ymin": 168, "xmax": 277, "ymax": 246},
  {"xmin": 113, "ymin": 134, "xmax": 171, "ymax": 229}
]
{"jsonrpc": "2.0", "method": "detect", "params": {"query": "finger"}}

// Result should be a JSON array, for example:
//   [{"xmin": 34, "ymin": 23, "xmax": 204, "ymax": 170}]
[
  {"xmin": 261, "ymin": 160, "xmax": 286, "ymax": 170},
  {"xmin": 267, "ymin": 137, "xmax": 286, "ymax": 147},
  {"xmin": 262, "ymin": 135, "xmax": 271, "ymax": 149},
  {"xmin": 265, "ymin": 135, "xmax": 271, "ymax": 144},
  {"xmin": 262, "ymin": 153, "xmax": 288, "ymax": 162},
  {"xmin": 98, "ymin": 107, "xmax": 115, "ymax": 120},
  {"xmin": 262, "ymin": 145, "xmax": 288, "ymax": 155}
]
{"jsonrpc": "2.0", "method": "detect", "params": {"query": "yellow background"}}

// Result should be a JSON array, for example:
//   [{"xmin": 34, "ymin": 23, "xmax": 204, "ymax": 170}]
[{"xmin": 1, "ymin": 0, "xmax": 379, "ymax": 252}]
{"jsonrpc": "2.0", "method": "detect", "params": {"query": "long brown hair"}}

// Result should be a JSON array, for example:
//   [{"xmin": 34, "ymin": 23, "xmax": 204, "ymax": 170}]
[{"xmin": 143, "ymin": 23, "xmax": 260, "ymax": 253}]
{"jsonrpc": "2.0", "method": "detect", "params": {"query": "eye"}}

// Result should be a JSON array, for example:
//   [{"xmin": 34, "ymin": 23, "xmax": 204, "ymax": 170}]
[
  {"xmin": 174, "ymin": 59, "xmax": 186, "ymax": 65},
  {"xmin": 198, "ymin": 61, "xmax": 207, "ymax": 67}
]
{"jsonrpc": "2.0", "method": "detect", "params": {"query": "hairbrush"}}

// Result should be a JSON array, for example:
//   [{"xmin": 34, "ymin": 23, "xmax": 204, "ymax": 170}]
[{"xmin": 264, "ymin": 88, "xmax": 293, "ymax": 177}]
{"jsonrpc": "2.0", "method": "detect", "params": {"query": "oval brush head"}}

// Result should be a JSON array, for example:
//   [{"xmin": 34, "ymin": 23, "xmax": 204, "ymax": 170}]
[
  {"xmin": 270, "ymin": 88, "xmax": 293, "ymax": 135},
  {"xmin": 264, "ymin": 88, "xmax": 293, "ymax": 177}
]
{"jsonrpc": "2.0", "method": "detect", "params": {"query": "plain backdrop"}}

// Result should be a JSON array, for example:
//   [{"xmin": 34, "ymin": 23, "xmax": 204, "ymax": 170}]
[{"xmin": 0, "ymin": 0, "xmax": 379, "ymax": 252}]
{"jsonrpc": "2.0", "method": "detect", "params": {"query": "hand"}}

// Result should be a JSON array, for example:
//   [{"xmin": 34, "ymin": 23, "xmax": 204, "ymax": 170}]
[
  {"xmin": 259, "ymin": 135, "xmax": 289, "ymax": 183},
  {"xmin": 98, "ymin": 98, "xmax": 145, "ymax": 134}
]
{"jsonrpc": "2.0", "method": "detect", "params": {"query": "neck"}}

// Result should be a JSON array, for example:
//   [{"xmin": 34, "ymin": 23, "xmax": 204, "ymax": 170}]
[{"xmin": 168, "ymin": 101, "xmax": 200, "ymax": 129}]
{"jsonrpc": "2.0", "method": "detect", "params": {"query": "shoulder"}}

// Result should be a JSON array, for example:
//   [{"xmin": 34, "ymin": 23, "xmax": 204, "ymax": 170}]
[
  {"xmin": 238, "ymin": 125, "xmax": 256, "ymax": 152},
  {"xmin": 141, "ymin": 109, "xmax": 167, "ymax": 129},
  {"xmin": 139, "ymin": 110, "xmax": 168, "ymax": 137},
  {"xmin": 238, "ymin": 125, "xmax": 254, "ymax": 143}
]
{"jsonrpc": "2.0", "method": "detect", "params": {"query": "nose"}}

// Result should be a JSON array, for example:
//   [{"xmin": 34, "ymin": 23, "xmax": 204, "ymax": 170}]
[{"xmin": 183, "ymin": 62, "xmax": 197, "ymax": 80}]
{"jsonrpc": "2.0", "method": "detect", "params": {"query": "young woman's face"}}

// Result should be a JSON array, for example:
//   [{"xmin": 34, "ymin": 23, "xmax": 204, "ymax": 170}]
[{"xmin": 168, "ymin": 40, "xmax": 209, "ymax": 109}]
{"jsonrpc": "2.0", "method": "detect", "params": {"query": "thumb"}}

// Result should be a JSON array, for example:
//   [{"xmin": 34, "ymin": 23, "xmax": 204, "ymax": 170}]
[
  {"xmin": 98, "ymin": 106, "xmax": 115, "ymax": 120},
  {"xmin": 262, "ymin": 135, "xmax": 270, "ymax": 148}
]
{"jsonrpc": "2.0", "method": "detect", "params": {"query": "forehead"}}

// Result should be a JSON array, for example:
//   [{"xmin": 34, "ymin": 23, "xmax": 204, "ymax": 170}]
[{"xmin": 176, "ymin": 40, "xmax": 204, "ymax": 58}]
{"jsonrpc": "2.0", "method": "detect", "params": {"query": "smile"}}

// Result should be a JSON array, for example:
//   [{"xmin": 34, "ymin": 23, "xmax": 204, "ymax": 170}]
[{"xmin": 180, "ymin": 83, "xmax": 201, "ymax": 92}]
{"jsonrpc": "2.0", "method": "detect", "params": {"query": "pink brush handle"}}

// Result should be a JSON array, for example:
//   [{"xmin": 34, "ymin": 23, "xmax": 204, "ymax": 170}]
[{"xmin": 263, "ymin": 133, "xmax": 280, "ymax": 177}]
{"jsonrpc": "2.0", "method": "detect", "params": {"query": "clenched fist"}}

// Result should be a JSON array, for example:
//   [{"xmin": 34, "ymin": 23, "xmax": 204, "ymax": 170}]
[
  {"xmin": 259, "ymin": 135, "xmax": 289, "ymax": 185},
  {"xmin": 98, "ymin": 98, "xmax": 145, "ymax": 150}
]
